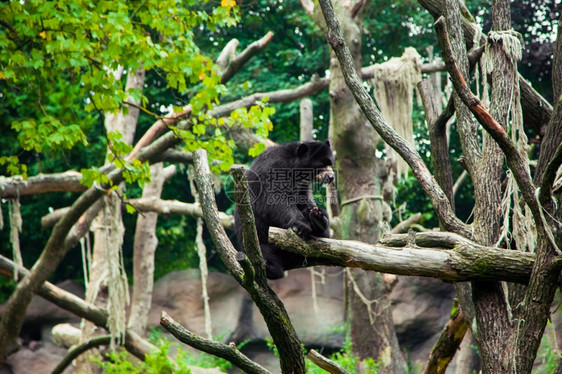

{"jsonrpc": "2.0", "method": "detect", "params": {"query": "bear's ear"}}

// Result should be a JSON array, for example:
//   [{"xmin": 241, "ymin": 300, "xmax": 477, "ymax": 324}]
[
  {"xmin": 325, "ymin": 140, "xmax": 331, "ymax": 148},
  {"xmin": 297, "ymin": 143, "xmax": 308, "ymax": 157}
]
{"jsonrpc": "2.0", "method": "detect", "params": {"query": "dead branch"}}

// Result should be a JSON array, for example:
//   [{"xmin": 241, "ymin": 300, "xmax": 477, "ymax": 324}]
[
  {"xmin": 306, "ymin": 349, "xmax": 350, "ymax": 374},
  {"xmin": 160, "ymin": 311, "xmax": 271, "ymax": 374},
  {"xmin": 0, "ymin": 171, "xmax": 85, "ymax": 198},
  {"xmin": 128, "ymin": 197, "xmax": 235, "ymax": 230},
  {"xmin": 268, "ymin": 227, "xmax": 534, "ymax": 283},
  {"xmin": 391, "ymin": 213, "xmax": 423, "ymax": 234},
  {"xmin": 317, "ymin": 0, "xmax": 471, "ymax": 239},
  {"xmin": 216, "ymin": 39, "xmax": 239, "ymax": 70},
  {"xmin": 453, "ymin": 170, "xmax": 469, "ymax": 197},
  {"xmin": 52, "ymin": 335, "xmax": 112, "ymax": 374},
  {"xmin": 193, "ymin": 153, "xmax": 306, "ymax": 373},
  {"xmin": 422, "ymin": 300, "xmax": 469, "ymax": 374},
  {"xmin": 41, "ymin": 207, "xmax": 71, "ymax": 228},
  {"xmin": 221, "ymin": 32, "xmax": 274, "ymax": 84}
]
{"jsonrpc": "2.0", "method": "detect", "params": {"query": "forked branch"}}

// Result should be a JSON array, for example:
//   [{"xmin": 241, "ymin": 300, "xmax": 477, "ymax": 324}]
[
  {"xmin": 193, "ymin": 150, "xmax": 306, "ymax": 374},
  {"xmin": 160, "ymin": 312, "xmax": 271, "ymax": 374},
  {"xmin": 316, "ymin": 0, "xmax": 470, "ymax": 239}
]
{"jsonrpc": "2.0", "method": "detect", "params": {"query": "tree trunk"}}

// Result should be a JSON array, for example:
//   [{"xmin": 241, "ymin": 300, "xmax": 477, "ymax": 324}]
[
  {"xmin": 76, "ymin": 66, "xmax": 145, "ymax": 373},
  {"xmin": 326, "ymin": 2, "xmax": 406, "ymax": 372},
  {"xmin": 468, "ymin": 0, "xmax": 516, "ymax": 371},
  {"xmin": 128, "ymin": 164, "xmax": 176, "ymax": 335}
]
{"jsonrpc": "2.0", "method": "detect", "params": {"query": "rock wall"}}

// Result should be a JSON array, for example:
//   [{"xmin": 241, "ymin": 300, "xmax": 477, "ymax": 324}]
[{"xmin": 1, "ymin": 267, "xmax": 500, "ymax": 373}]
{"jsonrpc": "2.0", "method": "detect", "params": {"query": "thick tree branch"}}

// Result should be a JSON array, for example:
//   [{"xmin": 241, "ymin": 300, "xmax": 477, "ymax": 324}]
[
  {"xmin": 433, "ymin": 16, "xmax": 542, "ymax": 229},
  {"xmin": 160, "ymin": 311, "xmax": 270, "ymax": 374},
  {"xmin": 127, "ymin": 198, "xmax": 234, "ymax": 230},
  {"xmin": 417, "ymin": 0, "xmax": 552, "ymax": 137},
  {"xmin": 422, "ymin": 301, "xmax": 469, "ymax": 374},
  {"xmin": 317, "ymin": 0, "xmax": 471, "ymax": 239},
  {"xmin": 0, "ymin": 255, "xmax": 165, "ymax": 363},
  {"xmin": 193, "ymin": 151, "xmax": 305, "ymax": 373},
  {"xmin": 0, "ymin": 171, "xmax": 85, "ymax": 198},
  {"xmin": 268, "ymin": 227, "xmax": 534, "ymax": 283},
  {"xmin": 220, "ymin": 32, "xmax": 274, "ymax": 84}
]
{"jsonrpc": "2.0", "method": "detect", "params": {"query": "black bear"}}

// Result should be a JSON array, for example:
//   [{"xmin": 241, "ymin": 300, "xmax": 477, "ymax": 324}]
[{"xmin": 234, "ymin": 140, "xmax": 334, "ymax": 279}]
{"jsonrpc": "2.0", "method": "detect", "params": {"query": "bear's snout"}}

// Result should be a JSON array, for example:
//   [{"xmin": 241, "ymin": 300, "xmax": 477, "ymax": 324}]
[{"xmin": 317, "ymin": 166, "xmax": 335, "ymax": 184}]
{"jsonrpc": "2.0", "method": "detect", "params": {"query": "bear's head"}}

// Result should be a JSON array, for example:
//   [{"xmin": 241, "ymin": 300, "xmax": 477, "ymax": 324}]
[{"xmin": 296, "ymin": 140, "xmax": 335, "ymax": 185}]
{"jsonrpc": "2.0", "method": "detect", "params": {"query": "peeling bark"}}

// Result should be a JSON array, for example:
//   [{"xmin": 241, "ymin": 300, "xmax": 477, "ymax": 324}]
[
  {"xmin": 128, "ymin": 164, "xmax": 176, "ymax": 336},
  {"xmin": 268, "ymin": 227, "xmax": 536, "ymax": 283}
]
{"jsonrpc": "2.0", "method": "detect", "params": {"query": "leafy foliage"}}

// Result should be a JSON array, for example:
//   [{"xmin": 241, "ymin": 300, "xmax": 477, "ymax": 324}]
[
  {"xmin": 93, "ymin": 329, "xmax": 232, "ymax": 373},
  {"xmin": 0, "ymin": 0, "xmax": 255, "ymax": 178}
]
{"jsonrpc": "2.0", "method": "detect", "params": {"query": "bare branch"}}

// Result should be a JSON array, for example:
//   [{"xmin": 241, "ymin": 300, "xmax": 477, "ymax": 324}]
[
  {"xmin": 317, "ymin": 0, "xmax": 471, "ymax": 239},
  {"xmin": 0, "ymin": 171, "xmax": 85, "ymax": 198},
  {"xmin": 221, "ymin": 32, "xmax": 274, "ymax": 84},
  {"xmin": 216, "ymin": 39, "xmax": 240, "ymax": 70},
  {"xmin": 193, "ymin": 151, "xmax": 306, "ymax": 373},
  {"xmin": 307, "ymin": 350, "xmax": 350, "ymax": 374},
  {"xmin": 127, "ymin": 198, "xmax": 235, "ymax": 230},
  {"xmin": 268, "ymin": 227, "xmax": 534, "ymax": 283},
  {"xmin": 422, "ymin": 301, "xmax": 469, "ymax": 374},
  {"xmin": 391, "ymin": 213, "xmax": 423, "ymax": 234},
  {"xmin": 41, "ymin": 207, "xmax": 71, "ymax": 228},
  {"xmin": 453, "ymin": 170, "xmax": 469, "ymax": 197},
  {"xmin": 160, "ymin": 311, "xmax": 271, "ymax": 374},
  {"xmin": 52, "ymin": 335, "xmax": 112, "ymax": 374}
]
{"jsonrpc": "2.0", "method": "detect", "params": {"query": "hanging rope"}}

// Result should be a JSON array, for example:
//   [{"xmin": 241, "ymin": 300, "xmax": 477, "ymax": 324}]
[
  {"xmin": 104, "ymin": 192, "xmax": 129, "ymax": 349},
  {"xmin": 8, "ymin": 197, "xmax": 22, "ymax": 280},
  {"xmin": 371, "ymin": 47, "xmax": 422, "ymax": 179},
  {"xmin": 483, "ymin": 30, "xmax": 536, "ymax": 253}
]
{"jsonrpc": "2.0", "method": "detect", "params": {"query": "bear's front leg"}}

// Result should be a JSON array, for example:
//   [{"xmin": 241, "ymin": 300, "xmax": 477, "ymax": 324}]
[
  {"xmin": 288, "ymin": 214, "xmax": 314, "ymax": 239},
  {"xmin": 308, "ymin": 206, "xmax": 330, "ymax": 237}
]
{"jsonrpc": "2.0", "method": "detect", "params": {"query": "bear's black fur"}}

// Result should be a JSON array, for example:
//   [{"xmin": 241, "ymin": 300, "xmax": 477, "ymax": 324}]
[{"xmin": 234, "ymin": 140, "xmax": 334, "ymax": 279}]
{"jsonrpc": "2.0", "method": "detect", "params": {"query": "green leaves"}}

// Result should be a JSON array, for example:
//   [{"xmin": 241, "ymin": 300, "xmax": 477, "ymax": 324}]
[
  {"xmin": 0, "ymin": 156, "xmax": 27, "ymax": 178},
  {"xmin": 1, "ymin": 0, "xmax": 246, "ymax": 182},
  {"xmin": 11, "ymin": 117, "xmax": 87, "ymax": 153}
]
